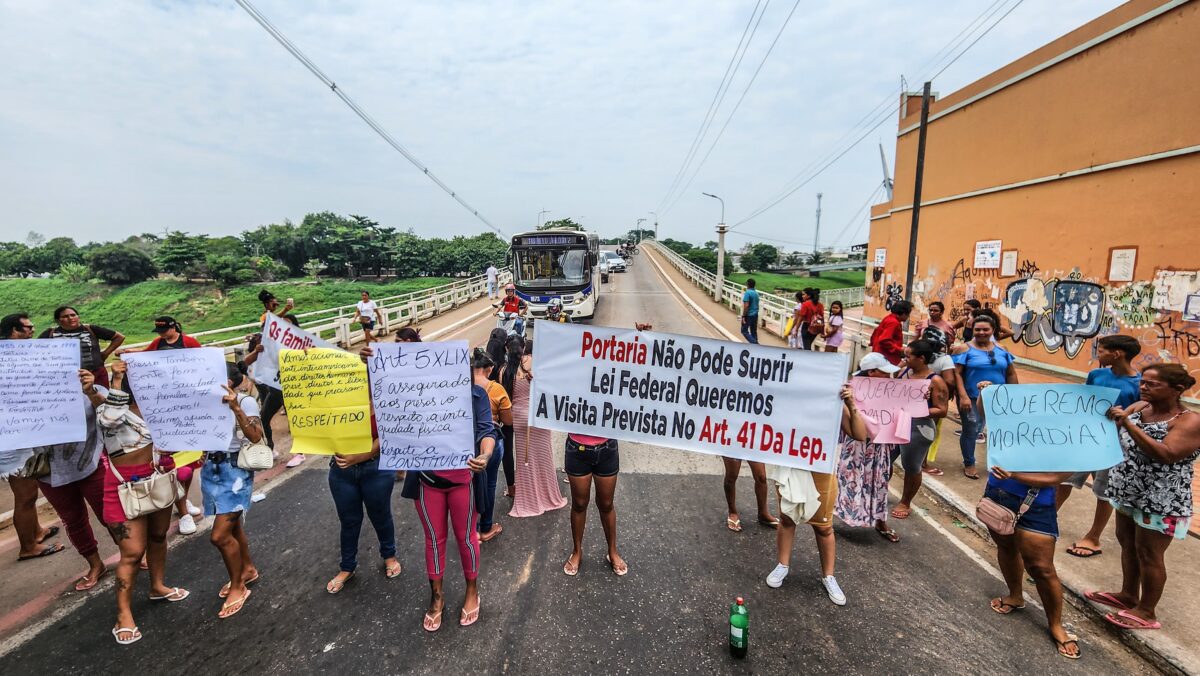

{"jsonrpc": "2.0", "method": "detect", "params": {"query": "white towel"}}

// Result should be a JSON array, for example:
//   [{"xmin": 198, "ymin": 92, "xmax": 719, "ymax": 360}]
[{"xmin": 766, "ymin": 463, "xmax": 821, "ymax": 524}]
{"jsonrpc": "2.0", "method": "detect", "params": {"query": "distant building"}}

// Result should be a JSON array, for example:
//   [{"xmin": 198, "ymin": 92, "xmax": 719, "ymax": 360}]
[{"xmin": 867, "ymin": 0, "xmax": 1200, "ymax": 398}]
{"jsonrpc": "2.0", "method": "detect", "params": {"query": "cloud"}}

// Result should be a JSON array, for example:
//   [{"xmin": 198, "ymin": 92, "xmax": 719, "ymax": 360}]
[{"xmin": 0, "ymin": 0, "xmax": 1124, "ymax": 246}]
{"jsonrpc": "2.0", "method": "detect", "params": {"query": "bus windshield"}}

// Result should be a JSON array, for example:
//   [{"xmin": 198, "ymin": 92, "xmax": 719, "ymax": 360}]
[{"xmin": 514, "ymin": 247, "xmax": 588, "ymax": 289}]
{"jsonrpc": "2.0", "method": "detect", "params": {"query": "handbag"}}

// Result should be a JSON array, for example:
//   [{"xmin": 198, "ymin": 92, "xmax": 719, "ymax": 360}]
[
  {"xmin": 108, "ymin": 458, "xmax": 184, "ymax": 520},
  {"xmin": 976, "ymin": 489, "xmax": 1040, "ymax": 536},
  {"xmin": 17, "ymin": 452, "xmax": 52, "ymax": 480},
  {"xmin": 233, "ymin": 394, "xmax": 273, "ymax": 471}
]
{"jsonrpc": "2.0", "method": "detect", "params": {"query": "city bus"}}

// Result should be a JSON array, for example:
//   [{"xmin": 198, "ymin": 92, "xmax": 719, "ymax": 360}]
[{"xmin": 509, "ymin": 229, "xmax": 601, "ymax": 321}]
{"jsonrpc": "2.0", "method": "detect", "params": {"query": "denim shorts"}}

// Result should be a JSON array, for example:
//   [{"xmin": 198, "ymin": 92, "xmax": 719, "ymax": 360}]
[
  {"xmin": 564, "ymin": 438, "xmax": 619, "ymax": 477},
  {"xmin": 983, "ymin": 486, "xmax": 1059, "ymax": 538},
  {"xmin": 201, "ymin": 458, "xmax": 254, "ymax": 516}
]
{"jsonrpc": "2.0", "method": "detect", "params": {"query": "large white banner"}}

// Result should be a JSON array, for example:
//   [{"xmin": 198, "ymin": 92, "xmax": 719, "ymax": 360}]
[
  {"xmin": 531, "ymin": 323, "xmax": 849, "ymax": 472},
  {"xmin": 367, "ymin": 341, "xmax": 475, "ymax": 471},
  {"xmin": 255, "ymin": 312, "xmax": 337, "ymax": 390},
  {"xmin": 0, "ymin": 339, "xmax": 86, "ymax": 454},
  {"xmin": 124, "ymin": 347, "xmax": 235, "ymax": 452}
]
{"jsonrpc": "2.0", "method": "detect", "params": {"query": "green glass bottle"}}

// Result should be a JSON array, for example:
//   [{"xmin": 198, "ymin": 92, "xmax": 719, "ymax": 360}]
[{"xmin": 729, "ymin": 597, "xmax": 749, "ymax": 659}]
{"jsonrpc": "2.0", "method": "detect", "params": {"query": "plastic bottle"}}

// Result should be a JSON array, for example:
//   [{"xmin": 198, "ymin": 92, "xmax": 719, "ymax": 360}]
[{"xmin": 729, "ymin": 596, "xmax": 749, "ymax": 659}]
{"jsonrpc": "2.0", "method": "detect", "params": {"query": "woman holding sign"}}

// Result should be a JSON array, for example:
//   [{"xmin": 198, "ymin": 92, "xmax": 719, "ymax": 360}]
[
  {"xmin": 401, "ymin": 383, "xmax": 497, "ymax": 631},
  {"xmin": 890, "ymin": 340, "xmax": 949, "ymax": 520},
  {"xmin": 835, "ymin": 353, "xmax": 903, "ymax": 543},
  {"xmin": 1091, "ymin": 364, "xmax": 1200, "ymax": 632},
  {"xmin": 953, "ymin": 316, "xmax": 1017, "ymax": 480},
  {"xmin": 98, "ymin": 360, "xmax": 191, "ymax": 645}
]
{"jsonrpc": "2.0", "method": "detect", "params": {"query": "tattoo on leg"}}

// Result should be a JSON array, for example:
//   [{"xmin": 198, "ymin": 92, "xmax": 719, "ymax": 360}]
[
  {"xmin": 116, "ymin": 577, "xmax": 128, "ymax": 591},
  {"xmin": 109, "ymin": 522, "xmax": 131, "ymax": 541}
]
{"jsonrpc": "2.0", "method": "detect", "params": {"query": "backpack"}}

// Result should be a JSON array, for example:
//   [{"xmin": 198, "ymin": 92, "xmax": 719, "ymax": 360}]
[{"xmin": 807, "ymin": 306, "xmax": 825, "ymax": 335}]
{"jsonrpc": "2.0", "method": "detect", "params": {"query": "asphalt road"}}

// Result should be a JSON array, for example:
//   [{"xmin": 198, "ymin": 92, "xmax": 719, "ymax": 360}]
[{"xmin": 0, "ymin": 252, "xmax": 1157, "ymax": 674}]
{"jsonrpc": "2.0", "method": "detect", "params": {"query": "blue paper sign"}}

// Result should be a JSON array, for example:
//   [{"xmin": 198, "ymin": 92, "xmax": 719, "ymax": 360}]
[{"xmin": 980, "ymin": 384, "xmax": 1124, "ymax": 472}]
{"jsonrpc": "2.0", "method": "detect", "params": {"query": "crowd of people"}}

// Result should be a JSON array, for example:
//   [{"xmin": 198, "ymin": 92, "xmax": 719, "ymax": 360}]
[{"xmin": 3, "ymin": 283, "xmax": 1198, "ymax": 661}]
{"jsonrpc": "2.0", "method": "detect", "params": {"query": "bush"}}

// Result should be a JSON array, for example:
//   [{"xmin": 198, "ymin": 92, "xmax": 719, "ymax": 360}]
[
  {"xmin": 86, "ymin": 244, "xmax": 157, "ymax": 285},
  {"xmin": 685, "ymin": 249, "xmax": 734, "ymax": 276},
  {"xmin": 58, "ymin": 262, "xmax": 91, "ymax": 283}
]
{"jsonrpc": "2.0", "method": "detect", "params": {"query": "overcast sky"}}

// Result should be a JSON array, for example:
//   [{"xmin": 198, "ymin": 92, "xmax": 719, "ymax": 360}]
[{"xmin": 1, "ymin": 0, "xmax": 1124, "ymax": 251}]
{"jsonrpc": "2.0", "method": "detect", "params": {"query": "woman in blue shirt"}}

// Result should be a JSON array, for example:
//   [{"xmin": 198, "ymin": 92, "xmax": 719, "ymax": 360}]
[{"xmin": 953, "ymin": 316, "xmax": 1017, "ymax": 479}]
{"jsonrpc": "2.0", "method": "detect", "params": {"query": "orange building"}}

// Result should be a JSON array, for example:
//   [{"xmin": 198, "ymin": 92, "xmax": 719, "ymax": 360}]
[{"xmin": 866, "ymin": 0, "xmax": 1200, "ymax": 397}]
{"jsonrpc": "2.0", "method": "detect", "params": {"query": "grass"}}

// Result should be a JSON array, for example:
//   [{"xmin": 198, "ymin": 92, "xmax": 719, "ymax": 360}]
[
  {"xmin": 0, "ymin": 277, "xmax": 452, "ymax": 344},
  {"xmin": 729, "ymin": 270, "xmax": 865, "ymax": 296}
]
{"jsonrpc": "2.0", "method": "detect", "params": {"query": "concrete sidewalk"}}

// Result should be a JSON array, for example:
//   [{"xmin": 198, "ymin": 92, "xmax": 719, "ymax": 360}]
[{"xmin": 643, "ymin": 245, "xmax": 1199, "ymax": 675}]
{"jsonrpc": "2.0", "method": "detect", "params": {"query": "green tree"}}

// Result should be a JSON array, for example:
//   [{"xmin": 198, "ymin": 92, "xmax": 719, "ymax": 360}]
[
  {"xmin": 739, "ymin": 243, "xmax": 779, "ymax": 273},
  {"xmin": 86, "ymin": 244, "xmax": 157, "ymax": 284},
  {"xmin": 703, "ymin": 240, "xmax": 718, "ymax": 252},
  {"xmin": 156, "ymin": 231, "xmax": 209, "ymax": 277},
  {"xmin": 659, "ymin": 239, "xmax": 694, "ymax": 256},
  {"xmin": 303, "ymin": 259, "xmax": 326, "ymax": 280},
  {"xmin": 807, "ymin": 251, "xmax": 827, "ymax": 266},
  {"xmin": 538, "ymin": 218, "xmax": 583, "ymax": 231},
  {"xmin": 390, "ymin": 230, "xmax": 431, "ymax": 278},
  {"xmin": 57, "ymin": 262, "xmax": 91, "ymax": 283},
  {"xmin": 684, "ymin": 249, "xmax": 734, "ymax": 276}
]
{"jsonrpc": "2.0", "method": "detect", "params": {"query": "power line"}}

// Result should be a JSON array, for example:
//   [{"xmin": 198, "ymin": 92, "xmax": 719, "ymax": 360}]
[
  {"xmin": 661, "ymin": 0, "xmax": 804, "ymax": 217},
  {"xmin": 232, "ymin": 0, "xmax": 505, "ymax": 237},
  {"xmin": 731, "ymin": 0, "xmax": 1027, "ymax": 227},
  {"xmin": 656, "ymin": 1, "xmax": 769, "ymax": 213}
]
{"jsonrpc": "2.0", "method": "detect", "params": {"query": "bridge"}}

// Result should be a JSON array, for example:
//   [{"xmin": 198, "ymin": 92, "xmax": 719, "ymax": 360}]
[{"xmin": 0, "ymin": 246, "xmax": 1169, "ymax": 674}]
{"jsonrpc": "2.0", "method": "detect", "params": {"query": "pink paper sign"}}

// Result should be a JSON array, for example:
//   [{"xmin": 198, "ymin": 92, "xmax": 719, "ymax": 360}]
[{"xmin": 850, "ymin": 377, "xmax": 930, "ymax": 445}]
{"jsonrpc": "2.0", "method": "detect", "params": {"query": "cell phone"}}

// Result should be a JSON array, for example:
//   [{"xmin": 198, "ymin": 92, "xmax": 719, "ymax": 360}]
[{"xmin": 286, "ymin": 298, "xmax": 294, "ymax": 306}]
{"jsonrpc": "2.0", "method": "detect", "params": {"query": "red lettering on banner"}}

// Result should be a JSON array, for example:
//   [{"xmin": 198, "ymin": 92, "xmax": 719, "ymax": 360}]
[
  {"xmin": 698, "ymin": 415, "xmax": 728, "ymax": 444},
  {"xmin": 579, "ymin": 331, "xmax": 647, "ymax": 365},
  {"xmin": 759, "ymin": 423, "xmax": 783, "ymax": 453}
]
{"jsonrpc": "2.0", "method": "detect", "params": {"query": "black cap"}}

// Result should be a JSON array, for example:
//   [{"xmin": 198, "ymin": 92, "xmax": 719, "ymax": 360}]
[{"xmin": 152, "ymin": 316, "xmax": 177, "ymax": 334}]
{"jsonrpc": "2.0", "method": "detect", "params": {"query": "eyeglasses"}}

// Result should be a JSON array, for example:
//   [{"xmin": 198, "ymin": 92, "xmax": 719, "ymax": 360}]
[
  {"xmin": 19, "ymin": 323, "xmax": 34, "ymax": 330},
  {"xmin": 987, "ymin": 351, "xmax": 996, "ymax": 365}
]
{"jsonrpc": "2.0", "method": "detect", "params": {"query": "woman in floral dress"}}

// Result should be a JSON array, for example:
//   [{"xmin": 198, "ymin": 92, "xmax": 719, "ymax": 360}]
[{"xmin": 835, "ymin": 353, "xmax": 902, "ymax": 542}]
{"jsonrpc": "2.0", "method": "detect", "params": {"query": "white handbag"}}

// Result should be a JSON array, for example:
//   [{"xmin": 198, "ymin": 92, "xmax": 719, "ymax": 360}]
[
  {"xmin": 108, "ymin": 458, "xmax": 184, "ymax": 520},
  {"xmin": 233, "ymin": 393, "xmax": 274, "ymax": 471}
]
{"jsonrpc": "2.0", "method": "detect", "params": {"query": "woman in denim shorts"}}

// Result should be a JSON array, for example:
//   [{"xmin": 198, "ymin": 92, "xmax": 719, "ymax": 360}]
[{"xmin": 562, "ymin": 434, "xmax": 625, "ymax": 577}]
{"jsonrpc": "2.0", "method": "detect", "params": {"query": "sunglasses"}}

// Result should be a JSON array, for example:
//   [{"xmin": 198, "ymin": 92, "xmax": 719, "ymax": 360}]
[{"xmin": 987, "ymin": 351, "xmax": 996, "ymax": 365}]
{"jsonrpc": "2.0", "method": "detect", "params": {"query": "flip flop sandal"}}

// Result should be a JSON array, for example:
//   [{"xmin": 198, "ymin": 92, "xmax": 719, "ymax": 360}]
[
  {"xmin": 963, "ymin": 469, "xmax": 980, "ymax": 480},
  {"xmin": 220, "ymin": 572, "xmax": 261, "ymax": 598},
  {"xmin": 112, "ymin": 626, "xmax": 142, "ymax": 645},
  {"xmin": 37, "ymin": 526, "xmax": 60, "ymax": 544},
  {"xmin": 385, "ymin": 562, "xmax": 403, "ymax": 579},
  {"xmin": 875, "ymin": 527, "xmax": 900, "ymax": 543},
  {"xmin": 219, "ymin": 589, "xmax": 251, "ymax": 619},
  {"xmin": 480, "ymin": 524, "xmax": 504, "ymax": 542},
  {"xmin": 606, "ymin": 554, "xmax": 629, "ymax": 576},
  {"xmin": 757, "ymin": 517, "xmax": 780, "ymax": 528},
  {"xmin": 18, "ymin": 542, "xmax": 65, "ymax": 561},
  {"xmin": 726, "ymin": 518, "xmax": 742, "ymax": 532},
  {"xmin": 1105, "ymin": 609, "xmax": 1161, "ymax": 630},
  {"xmin": 563, "ymin": 559, "xmax": 580, "ymax": 576},
  {"xmin": 922, "ymin": 466, "xmax": 944, "ymax": 476},
  {"xmin": 326, "ymin": 572, "xmax": 355, "ymax": 594},
  {"xmin": 990, "ymin": 598, "xmax": 1026, "ymax": 614},
  {"xmin": 75, "ymin": 569, "xmax": 108, "ymax": 592},
  {"xmin": 459, "ymin": 598, "xmax": 481, "ymax": 627},
  {"xmin": 1066, "ymin": 544, "xmax": 1102, "ymax": 558},
  {"xmin": 1084, "ymin": 590, "xmax": 1132, "ymax": 610},
  {"xmin": 890, "ymin": 506, "xmax": 912, "ymax": 520},
  {"xmin": 423, "ymin": 609, "xmax": 443, "ymax": 632},
  {"xmin": 1053, "ymin": 632, "xmax": 1081, "ymax": 660},
  {"xmin": 149, "ymin": 587, "xmax": 191, "ymax": 602}
]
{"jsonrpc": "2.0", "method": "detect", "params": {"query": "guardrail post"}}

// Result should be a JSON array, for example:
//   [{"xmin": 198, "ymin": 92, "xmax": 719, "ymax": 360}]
[{"xmin": 336, "ymin": 317, "xmax": 351, "ymax": 347}]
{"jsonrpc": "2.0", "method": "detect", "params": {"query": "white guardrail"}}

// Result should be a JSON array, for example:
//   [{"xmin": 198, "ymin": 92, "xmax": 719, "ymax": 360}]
[{"xmin": 125, "ymin": 269, "xmax": 513, "ymax": 357}]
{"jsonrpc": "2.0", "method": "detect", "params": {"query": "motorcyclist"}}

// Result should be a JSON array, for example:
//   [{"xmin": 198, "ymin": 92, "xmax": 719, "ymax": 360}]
[
  {"xmin": 545, "ymin": 297, "xmax": 570, "ymax": 323},
  {"xmin": 495, "ymin": 283, "xmax": 528, "ymax": 335}
]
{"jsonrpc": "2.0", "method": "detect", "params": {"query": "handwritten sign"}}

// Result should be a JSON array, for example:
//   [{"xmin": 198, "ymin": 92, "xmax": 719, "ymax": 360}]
[
  {"xmin": 0, "ymin": 340, "xmax": 86, "ymax": 453},
  {"xmin": 254, "ymin": 313, "xmax": 337, "ymax": 390},
  {"xmin": 530, "ymin": 322, "xmax": 848, "ymax": 472},
  {"xmin": 123, "ymin": 348, "xmax": 234, "ymax": 452},
  {"xmin": 850, "ymin": 376, "xmax": 930, "ymax": 444},
  {"xmin": 980, "ymin": 384, "xmax": 1123, "ymax": 472},
  {"xmin": 367, "ymin": 341, "xmax": 474, "ymax": 471},
  {"xmin": 280, "ymin": 348, "xmax": 371, "ymax": 455}
]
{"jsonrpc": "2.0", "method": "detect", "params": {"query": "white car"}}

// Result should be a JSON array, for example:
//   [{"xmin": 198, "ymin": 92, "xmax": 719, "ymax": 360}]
[
  {"xmin": 603, "ymin": 251, "xmax": 626, "ymax": 272},
  {"xmin": 599, "ymin": 257, "xmax": 610, "ymax": 282}
]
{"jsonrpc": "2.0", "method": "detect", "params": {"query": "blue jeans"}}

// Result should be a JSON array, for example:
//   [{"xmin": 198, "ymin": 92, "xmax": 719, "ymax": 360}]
[
  {"xmin": 740, "ymin": 314, "xmax": 759, "ymax": 344},
  {"xmin": 478, "ymin": 438, "xmax": 505, "ymax": 533},
  {"xmin": 328, "ymin": 458, "xmax": 396, "ymax": 572},
  {"xmin": 959, "ymin": 404, "xmax": 978, "ymax": 467}
]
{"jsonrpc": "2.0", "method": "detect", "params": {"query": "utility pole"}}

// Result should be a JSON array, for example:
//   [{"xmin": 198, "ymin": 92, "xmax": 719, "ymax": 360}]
[
  {"xmin": 649, "ymin": 211, "xmax": 658, "ymax": 240},
  {"xmin": 538, "ymin": 209, "xmax": 550, "ymax": 228},
  {"xmin": 813, "ymin": 192, "xmax": 823, "ymax": 257},
  {"xmin": 905, "ymin": 81, "xmax": 932, "ymax": 303},
  {"xmin": 635, "ymin": 218, "xmax": 647, "ymax": 244},
  {"xmin": 702, "ymin": 192, "xmax": 726, "ymax": 304}
]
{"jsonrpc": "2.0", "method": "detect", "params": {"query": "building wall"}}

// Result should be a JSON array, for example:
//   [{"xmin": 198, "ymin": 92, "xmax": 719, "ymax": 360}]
[{"xmin": 866, "ymin": 0, "xmax": 1200, "ymax": 396}]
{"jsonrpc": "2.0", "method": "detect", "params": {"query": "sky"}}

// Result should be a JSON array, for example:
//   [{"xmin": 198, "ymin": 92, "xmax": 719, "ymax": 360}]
[{"xmin": 0, "ymin": 0, "xmax": 1125, "ymax": 251}]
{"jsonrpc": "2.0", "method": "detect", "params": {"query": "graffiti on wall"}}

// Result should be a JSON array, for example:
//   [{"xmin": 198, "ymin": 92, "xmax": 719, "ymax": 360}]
[
  {"xmin": 884, "ymin": 282, "xmax": 904, "ymax": 311},
  {"xmin": 1106, "ymin": 281, "xmax": 1157, "ymax": 328},
  {"xmin": 1000, "ymin": 274, "xmax": 1104, "ymax": 358}
]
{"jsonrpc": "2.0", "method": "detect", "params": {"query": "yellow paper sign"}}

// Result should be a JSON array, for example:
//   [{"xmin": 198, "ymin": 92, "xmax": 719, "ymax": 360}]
[
  {"xmin": 279, "ymin": 348, "xmax": 372, "ymax": 455},
  {"xmin": 172, "ymin": 451, "xmax": 204, "ymax": 467}
]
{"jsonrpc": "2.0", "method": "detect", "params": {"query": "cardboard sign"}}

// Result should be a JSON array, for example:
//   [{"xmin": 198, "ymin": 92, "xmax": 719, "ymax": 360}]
[
  {"xmin": 123, "ymin": 348, "xmax": 234, "ymax": 452},
  {"xmin": 280, "ymin": 348, "xmax": 372, "ymax": 455},
  {"xmin": 981, "ymin": 384, "xmax": 1123, "ymax": 472}
]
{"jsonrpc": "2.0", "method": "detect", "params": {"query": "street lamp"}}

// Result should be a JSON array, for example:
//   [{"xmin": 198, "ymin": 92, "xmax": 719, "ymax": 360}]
[
  {"xmin": 648, "ymin": 211, "xmax": 658, "ymax": 241},
  {"xmin": 538, "ymin": 209, "xmax": 550, "ymax": 228},
  {"xmin": 636, "ymin": 218, "xmax": 647, "ymax": 244},
  {"xmin": 702, "ymin": 192, "xmax": 728, "ymax": 303}
]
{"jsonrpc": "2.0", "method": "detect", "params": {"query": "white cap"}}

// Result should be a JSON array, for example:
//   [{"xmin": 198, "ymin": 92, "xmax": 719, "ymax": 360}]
[{"xmin": 858, "ymin": 352, "xmax": 901, "ymax": 374}]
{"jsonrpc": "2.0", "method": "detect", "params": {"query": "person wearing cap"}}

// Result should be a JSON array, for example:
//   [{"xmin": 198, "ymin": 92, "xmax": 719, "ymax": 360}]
[
  {"xmin": 869, "ymin": 300, "xmax": 911, "ymax": 365},
  {"xmin": 144, "ymin": 317, "xmax": 201, "ymax": 351},
  {"xmin": 835, "ymin": 352, "xmax": 905, "ymax": 543}
]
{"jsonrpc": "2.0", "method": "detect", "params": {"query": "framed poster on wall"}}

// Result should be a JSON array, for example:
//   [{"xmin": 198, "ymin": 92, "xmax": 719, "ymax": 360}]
[
  {"xmin": 1108, "ymin": 247, "xmax": 1137, "ymax": 283},
  {"xmin": 874, "ymin": 248, "xmax": 887, "ymax": 267},
  {"xmin": 1000, "ymin": 250, "xmax": 1018, "ymax": 277},
  {"xmin": 974, "ymin": 240, "xmax": 1002, "ymax": 269}
]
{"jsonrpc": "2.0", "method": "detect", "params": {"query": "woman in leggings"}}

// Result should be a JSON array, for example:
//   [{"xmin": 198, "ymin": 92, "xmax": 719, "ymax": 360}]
[{"xmin": 401, "ymin": 383, "xmax": 497, "ymax": 631}]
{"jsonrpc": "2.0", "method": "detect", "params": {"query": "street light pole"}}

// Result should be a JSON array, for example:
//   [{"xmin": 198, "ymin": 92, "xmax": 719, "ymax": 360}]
[
  {"xmin": 649, "ymin": 211, "xmax": 658, "ymax": 240},
  {"xmin": 538, "ymin": 209, "xmax": 550, "ymax": 228},
  {"xmin": 636, "ymin": 218, "xmax": 647, "ymax": 244},
  {"xmin": 702, "ymin": 192, "xmax": 726, "ymax": 304}
]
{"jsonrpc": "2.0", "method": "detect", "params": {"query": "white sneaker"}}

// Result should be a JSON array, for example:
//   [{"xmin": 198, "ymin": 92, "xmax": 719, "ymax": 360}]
[
  {"xmin": 177, "ymin": 514, "xmax": 197, "ymax": 535},
  {"xmin": 185, "ymin": 500, "xmax": 201, "ymax": 517},
  {"xmin": 251, "ymin": 492, "xmax": 267, "ymax": 503},
  {"xmin": 822, "ymin": 575, "xmax": 847, "ymax": 605},
  {"xmin": 766, "ymin": 563, "xmax": 789, "ymax": 589},
  {"xmin": 286, "ymin": 454, "xmax": 305, "ymax": 468}
]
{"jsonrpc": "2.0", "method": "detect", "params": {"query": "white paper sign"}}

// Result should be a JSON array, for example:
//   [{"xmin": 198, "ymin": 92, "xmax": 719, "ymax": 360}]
[
  {"xmin": 0, "ymin": 340, "xmax": 86, "ymax": 454},
  {"xmin": 1108, "ymin": 248, "xmax": 1137, "ymax": 283},
  {"xmin": 1152, "ymin": 270, "xmax": 1200, "ymax": 312},
  {"xmin": 530, "ymin": 323, "xmax": 849, "ymax": 472},
  {"xmin": 256, "ymin": 313, "xmax": 337, "ymax": 390},
  {"xmin": 1001, "ymin": 250, "xmax": 1018, "ymax": 277},
  {"xmin": 367, "ymin": 341, "xmax": 475, "ymax": 471},
  {"xmin": 123, "ymin": 348, "xmax": 234, "ymax": 451},
  {"xmin": 974, "ymin": 240, "xmax": 1002, "ymax": 269},
  {"xmin": 874, "ymin": 248, "xmax": 887, "ymax": 267}
]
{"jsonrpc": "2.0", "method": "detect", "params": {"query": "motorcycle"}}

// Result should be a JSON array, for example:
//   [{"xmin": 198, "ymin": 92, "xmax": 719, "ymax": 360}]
[{"xmin": 495, "ymin": 310, "xmax": 526, "ymax": 337}]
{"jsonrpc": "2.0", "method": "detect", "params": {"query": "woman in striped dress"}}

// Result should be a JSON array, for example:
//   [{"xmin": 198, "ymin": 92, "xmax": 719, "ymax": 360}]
[{"xmin": 507, "ymin": 341, "xmax": 567, "ymax": 518}]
